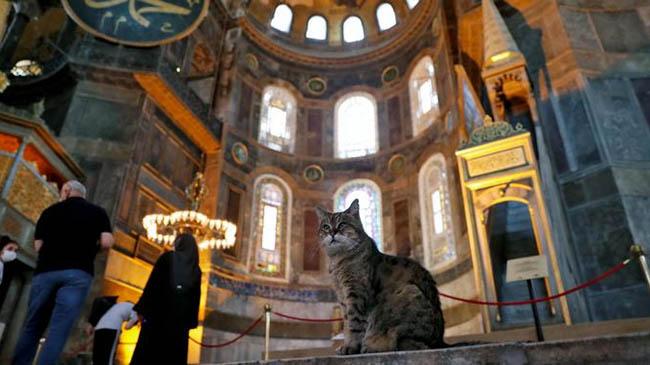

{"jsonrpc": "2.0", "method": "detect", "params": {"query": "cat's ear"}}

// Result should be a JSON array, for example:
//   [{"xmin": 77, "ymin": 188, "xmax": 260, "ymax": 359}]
[
  {"xmin": 346, "ymin": 199, "xmax": 360, "ymax": 217},
  {"xmin": 315, "ymin": 206, "xmax": 329, "ymax": 222}
]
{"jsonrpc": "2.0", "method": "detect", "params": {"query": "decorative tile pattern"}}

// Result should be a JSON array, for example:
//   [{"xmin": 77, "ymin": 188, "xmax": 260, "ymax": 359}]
[
  {"xmin": 7, "ymin": 164, "xmax": 58, "ymax": 222},
  {"xmin": 209, "ymin": 273, "xmax": 337, "ymax": 303}
]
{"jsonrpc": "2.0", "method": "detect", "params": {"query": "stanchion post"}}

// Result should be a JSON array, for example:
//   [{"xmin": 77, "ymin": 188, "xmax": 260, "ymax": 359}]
[
  {"xmin": 33, "ymin": 338, "xmax": 45, "ymax": 365},
  {"xmin": 526, "ymin": 280, "xmax": 544, "ymax": 342},
  {"xmin": 264, "ymin": 304, "xmax": 272, "ymax": 361},
  {"xmin": 631, "ymin": 244, "xmax": 650, "ymax": 293}
]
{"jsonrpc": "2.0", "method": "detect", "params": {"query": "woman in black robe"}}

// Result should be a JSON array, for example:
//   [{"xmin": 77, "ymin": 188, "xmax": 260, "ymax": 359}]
[{"xmin": 131, "ymin": 233, "xmax": 202, "ymax": 365}]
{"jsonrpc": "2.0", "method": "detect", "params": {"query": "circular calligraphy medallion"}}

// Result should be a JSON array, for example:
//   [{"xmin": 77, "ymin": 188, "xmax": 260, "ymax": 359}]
[
  {"xmin": 303, "ymin": 165, "xmax": 324, "ymax": 183},
  {"xmin": 62, "ymin": 0, "xmax": 209, "ymax": 47},
  {"xmin": 388, "ymin": 154, "xmax": 406, "ymax": 176},
  {"xmin": 306, "ymin": 77, "xmax": 327, "ymax": 96},
  {"xmin": 381, "ymin": 66, "xmax": 399, "ymax": 85},
  {"xmin": 231, "ymin": 142, "xmax": 249, "ymax": 165}
]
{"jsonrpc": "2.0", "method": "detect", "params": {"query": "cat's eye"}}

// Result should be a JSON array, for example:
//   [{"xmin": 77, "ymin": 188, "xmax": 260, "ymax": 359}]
[
  {"xmin": 322, "ymin": 224, "xmax": 332, "ymax": 231},
  {"xmin": 337, "ymin": 223, "xmax": 346, "ymax": 230}
]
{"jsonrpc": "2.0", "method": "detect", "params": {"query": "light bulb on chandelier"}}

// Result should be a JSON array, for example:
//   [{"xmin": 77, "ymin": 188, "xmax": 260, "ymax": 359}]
[{"xmin": 142, "ymin": 173, "xmax": 237, "ymax": 250}]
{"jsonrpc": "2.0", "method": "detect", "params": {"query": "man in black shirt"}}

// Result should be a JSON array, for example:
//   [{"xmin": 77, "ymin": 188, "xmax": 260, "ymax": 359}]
[{"xmin": 12, "ymin": 181, "xmax": 114, "ymax": 365}]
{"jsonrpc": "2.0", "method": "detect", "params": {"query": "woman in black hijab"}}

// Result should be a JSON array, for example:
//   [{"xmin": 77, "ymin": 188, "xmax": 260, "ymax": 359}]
[{"xmin": 131, "ymin": 233, "xmax": 202, "ymax": 365}]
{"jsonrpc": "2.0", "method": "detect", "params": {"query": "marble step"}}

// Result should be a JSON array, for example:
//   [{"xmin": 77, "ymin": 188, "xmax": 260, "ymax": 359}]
[{"xmin": 215, "ymin": 331, "xmax": 650, "ymax": 365}]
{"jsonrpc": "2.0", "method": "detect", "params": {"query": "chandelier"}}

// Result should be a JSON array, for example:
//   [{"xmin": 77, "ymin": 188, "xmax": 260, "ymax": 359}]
[{"xmin": 142, "ymin": 173, "xmax": 237, "ymax": 250}]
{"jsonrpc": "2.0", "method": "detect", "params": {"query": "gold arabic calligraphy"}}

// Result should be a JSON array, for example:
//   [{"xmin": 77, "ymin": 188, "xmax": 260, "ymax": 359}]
[{"xmin": 84, "ymin": 0, "xmax": 192, "ymax": 28}]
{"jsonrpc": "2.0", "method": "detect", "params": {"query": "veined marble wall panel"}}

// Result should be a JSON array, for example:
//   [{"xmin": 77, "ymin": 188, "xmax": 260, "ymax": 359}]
[
  {"xmin": 585, "ymin": 78, "xmax": 650, "ymax": 162},
  {"xmin": 445, "ymin": 313, "xmax": 483, "ymax": 338},
  {"xmin": 438, "ymin": 270, "xmax": 476, "ymax": 311},
  {"xmin": 104, "ymin": 250, "xmax": 152, "ymax": 290}
]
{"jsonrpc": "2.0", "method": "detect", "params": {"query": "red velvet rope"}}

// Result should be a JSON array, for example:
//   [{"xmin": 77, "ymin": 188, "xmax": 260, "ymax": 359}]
[
  {"xmin": 189, "ymin": 315, "xmax": 264, "ymax": 348},
  {"xmin": 273, "ymin": 311, "xmax": 343, "ymax": 322},
  {"xmin": 439, "ymin": 260, "xmax": 630, "ymax": 306},
  {"xmin": 116, "ymin": 259, "xmax": 630, "ymax": 350}
]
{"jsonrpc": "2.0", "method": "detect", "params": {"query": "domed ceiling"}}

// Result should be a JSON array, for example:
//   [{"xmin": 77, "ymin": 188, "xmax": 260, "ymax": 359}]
[{"xmin": 242, "ymin": 0, "xmax": 439, "ymax": 68}]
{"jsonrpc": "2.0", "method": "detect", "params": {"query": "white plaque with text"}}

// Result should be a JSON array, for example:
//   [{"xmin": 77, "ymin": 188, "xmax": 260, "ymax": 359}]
[{"xmin": 506, "ymin": 255, "xmax": 549, "ymax": 283}]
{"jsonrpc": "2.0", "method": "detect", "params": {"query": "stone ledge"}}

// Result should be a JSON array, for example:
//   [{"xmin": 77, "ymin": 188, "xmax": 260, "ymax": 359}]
[{"xmin": 220, "ymin": 331, "xmax": 650, "ymax": 365}]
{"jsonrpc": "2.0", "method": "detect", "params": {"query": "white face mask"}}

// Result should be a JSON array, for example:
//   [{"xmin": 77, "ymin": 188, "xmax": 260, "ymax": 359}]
[{"xmin": 1, "ymin": 250, "xmax": 17, "ymax": 262}]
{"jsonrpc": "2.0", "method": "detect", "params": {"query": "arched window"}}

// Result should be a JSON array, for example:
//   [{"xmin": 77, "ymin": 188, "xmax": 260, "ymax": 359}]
[
  {"xmin": 409, "ymin": 56, "xmax": 439, "ymax": 136},
  {"xmin": 343, "ymin": 16, "xmax": 365, "ymax": 43},
  {"xmin": 376, "ymin": 3, "xmax": 397, "ymax": 31},
  {"xmin": 258, "ymin": 85, "xmax": 297, "ymax": 153},
  {"xmin": 406, "ymin": 0, "xmax": 420, "ymax": 9},
  {"xmin": 306, "ymin": 15, "xmax": 327, "ymax": 40},
  {"xmin": 335, "ymin": 92, "xmax": 378, "ymax": 158},
  {"xmin": 270, "ymin": 4, "xmax": 293, "ymax": 33},
  {"xmin": 251, "ymin": 175, "xmax": 292, "ymax": 277},
  {"xmin": 418, "ymin": 154, "xmax": 456, "ymax": 272},
  {"xmin": 334, "ymin": 180, "xmax": 383, "ymax": 250}
]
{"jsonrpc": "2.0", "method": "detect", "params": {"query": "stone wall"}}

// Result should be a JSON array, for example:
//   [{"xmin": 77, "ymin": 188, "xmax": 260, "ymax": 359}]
[{"xmin": 456, "ymin": 0, "xmax": 650, "ymax": 322}]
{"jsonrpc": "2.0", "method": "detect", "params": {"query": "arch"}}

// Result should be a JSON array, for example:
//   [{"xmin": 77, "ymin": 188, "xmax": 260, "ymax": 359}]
[
  {"xmin": 305, "ymin": 15, "xmax": 327, "ymax": 41},
  {"xmin": 418, "ymin": 153, "xmax": 456, "ymax": 272},
  {"xmin": 342, "ymin": 16, "xmax": 365, "ymax": 43},
  {"xmin": 258, "ymin": 85, "xmax": 297, "ymax": 153},
  {"xmin": 250, "ymin": 174, "xmax": 293, "ymax": 279},
  {"xmin": 409, "ymin": 55, "xmax": 440, "ymax": 136},
  {"xmin": 376, "ymin": 3, "xmax": 397, "ymax": 31},
  {"xmin": 270, "ymin": 4, "xmax": 293, "ymax": 33},
  {"xmin": 334, "ymin": 179, "xmax": 384, "ymax": 250},
  {"xmin": 334, "ymin": 91, "xmax": 378, "ymax": 158}
]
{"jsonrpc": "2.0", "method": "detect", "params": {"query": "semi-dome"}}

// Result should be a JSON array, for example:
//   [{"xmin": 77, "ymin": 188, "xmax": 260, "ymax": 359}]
[{"xmin": 242, "ymin": 0, "xmax": 437, "ymax": 67}]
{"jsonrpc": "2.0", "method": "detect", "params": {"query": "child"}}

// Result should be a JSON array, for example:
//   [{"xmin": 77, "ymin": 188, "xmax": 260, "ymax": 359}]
[{"xmin": 91, "ymin": 300, "xmax": 138, "ymax": 365}]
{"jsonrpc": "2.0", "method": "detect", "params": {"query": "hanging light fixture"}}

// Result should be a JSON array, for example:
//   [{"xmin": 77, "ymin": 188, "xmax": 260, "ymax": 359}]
[{"xmin": 142, "ymin": 172, "xmax": 237, "ymax": 250}]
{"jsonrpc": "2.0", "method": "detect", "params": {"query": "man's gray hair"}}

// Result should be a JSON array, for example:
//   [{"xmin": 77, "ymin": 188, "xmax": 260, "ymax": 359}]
[{"xmin": 66, "ymin": 180, "xmax": 87, "ymax": 198}]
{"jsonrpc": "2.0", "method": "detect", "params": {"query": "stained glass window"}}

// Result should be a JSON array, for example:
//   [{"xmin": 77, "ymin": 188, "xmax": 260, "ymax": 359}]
[
  {"xmin": 418, "ymin": 154, "xmax": 456, "ymax": 271},
  {"xmin": 335, "ymin": 92, "xmax": 378, "ymax": 158},
  {"xmin": 252, "ymin": 176, "xmax": 291, "ymax": 277},
  {"xmin": 270, "ymin": 4, "xmax": 293, "ymax": 33},
  {"xmin": 306, "ymin": 15, "xmax": 327, "ymax": 40},
  {"xmin": 343, "ymin": 16, "xmax": 365, "ymax": 43},
  {"xmin": 377, "ymin": 3, "xmax": 397, "ymax": 31},
  {"xmin": 409, "ymin": 56, "xmax": 440, "ymax": 136},
  {"xmin": 334, "ymin": 180, "xmax": 383, "ymax": 250},
  {"xmin": 259, "ymin": 86, "xmax": 297, "ymax": 153}
]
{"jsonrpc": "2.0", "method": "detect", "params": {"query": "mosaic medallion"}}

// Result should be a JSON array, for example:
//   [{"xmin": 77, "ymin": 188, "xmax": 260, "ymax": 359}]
[
  {"xmin": 245, "ymin": 53, "xmax": 259, "ymax": 72},
  {"xmin": 306, "ymin": 77, "xmax": 327, "ymax": 95},
  {"xmin": 303, "ymin": 164, "xmax": 324, "ymax": 183},
  {"xmin": 388, "ymin": 154, "xmax": 406, "ymax": 175},
  {"xmin": 381, "ymin": 65, "xmax": 399, "ymax": 85},
  {"xmin": 231, "ymin": 142, "xmax": 249, "ymax": 165}
]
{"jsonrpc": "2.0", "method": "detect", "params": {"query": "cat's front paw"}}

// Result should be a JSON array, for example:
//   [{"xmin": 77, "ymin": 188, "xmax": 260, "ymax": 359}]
[{"xmin": 336, "ymin": 343, "xmax": 361, "ymax": 355}]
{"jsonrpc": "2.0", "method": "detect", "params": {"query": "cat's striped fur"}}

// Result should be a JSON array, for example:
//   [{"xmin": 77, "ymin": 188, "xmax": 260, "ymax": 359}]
[{"xmin": 316, "ymin": 199, "xmax": 445, "ymax": 354}]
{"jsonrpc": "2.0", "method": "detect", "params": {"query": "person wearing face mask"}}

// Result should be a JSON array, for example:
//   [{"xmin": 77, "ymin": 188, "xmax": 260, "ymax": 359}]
[
  {"xmin": 11, "ymin": 180, "xmax": 115, "ymax": 365},
  {"xmin": 0, "ymin": 235, "xmax": 19, "ymax": 306}
]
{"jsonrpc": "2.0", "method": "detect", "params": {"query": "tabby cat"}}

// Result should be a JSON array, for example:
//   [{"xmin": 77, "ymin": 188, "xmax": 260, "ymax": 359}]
[{"xmin": 316, "ymin": 199, "xmax": 445, "ymax": 354}]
